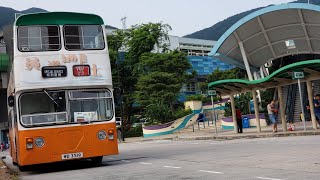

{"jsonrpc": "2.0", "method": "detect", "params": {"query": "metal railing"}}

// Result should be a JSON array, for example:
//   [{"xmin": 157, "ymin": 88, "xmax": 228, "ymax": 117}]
[{"xmin": 189, "ymin": 114, "xmax": 219, "ymax": 134}]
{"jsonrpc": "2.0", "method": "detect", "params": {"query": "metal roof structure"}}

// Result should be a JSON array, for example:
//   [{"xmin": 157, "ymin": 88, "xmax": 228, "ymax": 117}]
[
  {"xmin": 208, "ymin": 60, "xmax": 320, "ymax": 96},
  {"xmin": 209, "ymin": 3, "xmax": 320, "ymax": 72}
]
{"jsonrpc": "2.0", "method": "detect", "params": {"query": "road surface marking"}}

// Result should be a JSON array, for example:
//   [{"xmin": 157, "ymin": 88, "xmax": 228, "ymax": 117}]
[
  {"xmin": 107, "ymin": 157, "xmax": 115, "ymax": 160},
  {"xmin": 139, "ymin": 162, "xmax": 152, "ymax": 165},
  {"xmin": 163, "ymin": 166, "xmax": 181, "ymax": 169},
  {"xmin": 0, "ymin": 166, "xmax": 7, "ymax": 169},
  {"xmin": 121, "ymin": 160, "xmax": 131, "ymax": 163},
  {"xmin": 198, "ymin": 170, "xmax": 223, "ymax": 174},
  {"xmin": 256, "ymin": 177, "xmax": 284, "ymax": 180}
]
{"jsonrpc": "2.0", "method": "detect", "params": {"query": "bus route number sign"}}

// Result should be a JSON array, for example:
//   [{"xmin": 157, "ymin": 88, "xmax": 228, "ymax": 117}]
[
  {"xmin": 42, "ymin": 66, "xmax": 67, "ymax": 78},
  {"xmin": 73, "ymin": 65, "xmax": 90, "ymax": 76}
]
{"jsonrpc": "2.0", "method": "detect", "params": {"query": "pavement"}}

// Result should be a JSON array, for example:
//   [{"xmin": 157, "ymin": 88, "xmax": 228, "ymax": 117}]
[
  {"xmin": 0, "ymin": 150, "xmax": 18, "ymax": 180},
  {"xmin": 12, "ymin": 136, "xmax": 320, "ymax": 180},
  {"xmin": 125, "ymin": 121, "xmax": 320, "ymax": 143}
]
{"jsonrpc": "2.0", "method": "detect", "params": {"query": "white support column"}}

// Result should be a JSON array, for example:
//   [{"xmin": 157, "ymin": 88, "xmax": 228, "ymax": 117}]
[
  {"xmin": 239, "ymin": 42, "xmax": 253, "ymax": 81},
  {"xmin": 260, "ymin": 66, "xmax": 265, "ymax": 78},
  {"xmin": 307, "ymin": 80, "xmax": 317, "ymax": 129},
  {"xmin": 277, "ymin": 86, "xmax": 287, "ymax": 132},
  {"xmin": 252, "ymin": 90, "xmax": 261, "ymax": 132},
  {"xmin": 253, "ymin": 72, "xmax": 262, "ymax": 102},
  {"xmin": 230, "ymin": 94, "xmax": 238, "ymax": 133},
  {"xmin": 253, "ymin": 71, "xmax": 259, "ymax": 80}
]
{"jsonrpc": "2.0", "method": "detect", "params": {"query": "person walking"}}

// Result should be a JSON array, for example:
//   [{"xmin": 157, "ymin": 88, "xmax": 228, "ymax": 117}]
[
  {"xmin": 0, "ymin": 142, "xmax": 4, "ymax": 152},
  {"xmin": 313, "ymin": 94, "xmax": 320, "ymax": 125},
  {"xmin": 235, "ymin": 106, "xmax": 243, "ymax": 133},
  {"xmin": 267, "ymin": 100, "xmax": 278, "ymax": 133}
]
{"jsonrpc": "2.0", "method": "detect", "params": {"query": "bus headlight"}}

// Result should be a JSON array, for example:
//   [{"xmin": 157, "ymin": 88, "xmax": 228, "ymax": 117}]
[
  {"xmin": 35, "ymin": 137, "xmax": 45, "ymax": 148},
  {"xmin": 97, "ymin": 130, "xmax": 107, "ymax": 140}
]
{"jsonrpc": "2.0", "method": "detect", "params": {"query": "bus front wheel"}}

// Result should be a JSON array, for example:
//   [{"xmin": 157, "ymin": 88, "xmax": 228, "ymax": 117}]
[
  {"xmin": 18, "ymin": 164, "xmax": 28, "ymax": 171},
  {"xmin": 91, "ymin": 156, "xmax": 103, "ymax": 164}
]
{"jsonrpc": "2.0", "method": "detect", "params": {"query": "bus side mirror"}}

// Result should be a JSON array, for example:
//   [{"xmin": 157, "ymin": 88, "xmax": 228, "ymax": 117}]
[{"xmin": 8, "ymin": 95, "xmax": 14, "ymax": 107}]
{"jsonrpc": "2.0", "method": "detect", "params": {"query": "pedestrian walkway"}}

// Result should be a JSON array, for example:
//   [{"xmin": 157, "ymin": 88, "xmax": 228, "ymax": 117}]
[
  {"xmin": 0, "ymin": 149, "xmax": 9, "ymax": 158},
  {"xmin": 125, "ymin": 121, "xmax": 320, "ymax": 143}
]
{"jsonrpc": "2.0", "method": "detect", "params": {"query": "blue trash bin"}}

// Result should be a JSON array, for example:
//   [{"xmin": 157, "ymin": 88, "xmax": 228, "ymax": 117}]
[{"xmin": 242, "ymin": 117, "xmax": 250, "ymax": 128}]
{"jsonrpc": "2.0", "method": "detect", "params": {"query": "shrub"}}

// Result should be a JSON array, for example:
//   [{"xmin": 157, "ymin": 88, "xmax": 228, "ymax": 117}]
[
  {"xmin": 145, "ymin": 102, "xmax": 173, "ymax": 124},
  {"xmin": 173, "ymin": 108, "xmax": 193, "ymax": 119},
  {"xmin": 125, "ymin": 125, "xmax": 143, "ymax": 138},
  {"xmin": 186, "ymin": 94, "xmax": 203, "ymax": 101},
  {"xmin": 202, "ymin": 96, "xmax": 221, "ymax": 103}
]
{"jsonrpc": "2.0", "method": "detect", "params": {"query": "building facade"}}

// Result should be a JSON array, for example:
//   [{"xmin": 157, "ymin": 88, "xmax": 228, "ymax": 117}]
[{"xmin": 0, "ymin": 33, "xmax": 9, "ymax": 144}]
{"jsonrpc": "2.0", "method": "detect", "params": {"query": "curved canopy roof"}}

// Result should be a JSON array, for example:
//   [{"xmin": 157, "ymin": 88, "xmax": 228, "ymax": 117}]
[
  {"xmin": 209, "ymin": 3, "xmax": 320, "ymax": 71},
  {"xmin": 208, "ymin": 60, "xmax": 320, "ymax": 95}
]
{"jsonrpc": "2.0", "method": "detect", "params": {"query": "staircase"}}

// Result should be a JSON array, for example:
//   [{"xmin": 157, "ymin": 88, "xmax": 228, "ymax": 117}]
[
  {"xmin": 293, "ymin": 83, "xmax": 306, "ymax": 122},
  {"xmin": 281, "ymin": 80, "xmax": 320, "ymax": 123}
]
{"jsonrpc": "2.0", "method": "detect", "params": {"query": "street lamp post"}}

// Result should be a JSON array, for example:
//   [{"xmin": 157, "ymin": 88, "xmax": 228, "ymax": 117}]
[{"xmin": 117, "ymin": 52, "xmax": 125, "ymax": 141}]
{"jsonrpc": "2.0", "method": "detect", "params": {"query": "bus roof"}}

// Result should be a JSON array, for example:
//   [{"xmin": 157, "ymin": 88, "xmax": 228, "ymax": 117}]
[{"xmin": 15, "ymin": 12, "xmax": 104, "ymax": 26}]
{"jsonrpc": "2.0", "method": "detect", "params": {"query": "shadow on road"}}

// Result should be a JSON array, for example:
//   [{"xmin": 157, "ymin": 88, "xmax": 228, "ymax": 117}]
[{"xmin": 21, "ymin": 156, "xmax": 148, "ymax": 175}]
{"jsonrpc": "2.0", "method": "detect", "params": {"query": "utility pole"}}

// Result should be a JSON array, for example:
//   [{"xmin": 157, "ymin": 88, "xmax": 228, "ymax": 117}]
[{"xmin": 121, "ymin": 17, "xmax": 127, "ymax": 30}]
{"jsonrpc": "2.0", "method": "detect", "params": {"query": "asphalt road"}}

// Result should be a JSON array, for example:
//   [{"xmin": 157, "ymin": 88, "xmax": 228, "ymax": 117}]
[{"xmin": 20, "ymin": 136, "xmax": 320, "ymax": 180}]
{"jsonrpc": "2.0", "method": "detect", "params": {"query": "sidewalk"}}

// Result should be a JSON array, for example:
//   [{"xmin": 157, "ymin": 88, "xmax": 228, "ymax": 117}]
[
  {"xmin": 0, "ymin": 150, "xmax": 18, "ymax": 179},
  {"xmin": 124, "ymin": 121, "xmax": 320, "ymax": 143}
]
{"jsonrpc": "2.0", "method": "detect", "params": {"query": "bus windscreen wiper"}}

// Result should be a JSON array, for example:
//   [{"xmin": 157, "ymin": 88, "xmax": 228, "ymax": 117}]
[{"xmin": 43, "ymin": 89, "xmax": 61, "ymax": 108}]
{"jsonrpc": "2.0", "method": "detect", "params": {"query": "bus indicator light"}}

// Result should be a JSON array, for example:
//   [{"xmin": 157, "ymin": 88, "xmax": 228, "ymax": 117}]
[
  {"xmin": 73, "ymin": 65, "xmax": 90, "ymax": 76},
  {"xmin": 26, "ymin": 138, "xmax": 33, "ymax": 149},
  {"xmin": 26, "ymin": 138, "xmax": 33, "ymax": 143},
  {"xmin": 108, "ymin": 129, "xmax": 114, "ymax": 140}
]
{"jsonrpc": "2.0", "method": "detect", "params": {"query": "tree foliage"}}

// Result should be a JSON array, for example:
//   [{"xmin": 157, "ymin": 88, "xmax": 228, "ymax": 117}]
[
  {"xmin": 198, "ymin": 67, "xmax": 247, "ymax": 93},
  {"xmin": 206, "ymin": 67, "xmax": 246, "ymax": 82},
  {"xmin": 107, "ymin": 22, "xmax": 173, "ymax": 124},
  {"xmin": 125, "ymin": 23, "xmax": 172, "ymax": 66},
  {"xmin": 135, "ymin": 51, "xmax": 191, "ymax": 110}
]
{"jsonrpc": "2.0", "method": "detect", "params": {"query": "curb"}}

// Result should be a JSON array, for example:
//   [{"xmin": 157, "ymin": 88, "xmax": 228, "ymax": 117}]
[
  {"xmin": 127, "ymin": 130, "xmax": 320, "ymax": 143},
  {"xmin": 1, "ymin": 155, "xmax": 20, "ymax": 175}
]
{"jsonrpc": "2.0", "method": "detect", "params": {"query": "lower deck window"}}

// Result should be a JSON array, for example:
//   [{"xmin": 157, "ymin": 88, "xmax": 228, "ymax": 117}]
[
  {"xmin": 20, "ymin": 91, "xmax": 67, "ymax": 126},
  {"xmin": 69, "ymin": 90, "xmax": 113, "ymax": 122}
]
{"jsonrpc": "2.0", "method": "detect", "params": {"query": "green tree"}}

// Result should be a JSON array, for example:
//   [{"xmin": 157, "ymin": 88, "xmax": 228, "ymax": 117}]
[
  {"xmin": 107, "ymin": 23, "xmax": 172, "ymax": 124},
  {"xmin": 135, "ymin": 51, "xmax": 191, "ymax": 110},
  {"xmin": 206, "ymin": 67, "xmax": 246, "ymax": 83},
  {"xmin": 145, "ymin": 102, "xmax": 173, "ymax": 124}
]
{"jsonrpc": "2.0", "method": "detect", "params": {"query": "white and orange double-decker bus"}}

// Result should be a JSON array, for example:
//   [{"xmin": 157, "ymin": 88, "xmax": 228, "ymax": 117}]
[{"xmin": 5, "ymin": 12, "xmax": 118, "ymax": 169}]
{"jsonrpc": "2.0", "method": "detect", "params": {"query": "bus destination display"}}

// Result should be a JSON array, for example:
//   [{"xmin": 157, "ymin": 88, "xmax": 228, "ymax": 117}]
[{"xmin": 42, "ymin": 66, "xmax": 67, "ymax": 78}]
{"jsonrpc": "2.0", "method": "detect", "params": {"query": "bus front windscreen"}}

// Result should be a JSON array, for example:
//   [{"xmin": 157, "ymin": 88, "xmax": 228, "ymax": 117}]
[
  {"xmin": 20, "ymin": 91, "xmax": 67, "ymax": 126},
  {"xmin": 19, "ymin": 90, "xmax": 113, "ymax": 127}
]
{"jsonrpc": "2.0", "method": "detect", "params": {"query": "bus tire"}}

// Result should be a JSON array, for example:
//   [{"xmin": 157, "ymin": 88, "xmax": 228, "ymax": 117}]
[
  {"xmin": 18, "ymin": 164, "xmax": 28, "ymax": 171},
  {"xmin": 91, "ymin": 156, "xmax": 103, "ymax": 164}
]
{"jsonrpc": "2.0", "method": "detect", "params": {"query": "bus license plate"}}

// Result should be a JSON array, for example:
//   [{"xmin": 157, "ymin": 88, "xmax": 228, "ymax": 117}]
[{"xmin": 61, "ymin": 152, "xmax": 83, "ymax": 160}]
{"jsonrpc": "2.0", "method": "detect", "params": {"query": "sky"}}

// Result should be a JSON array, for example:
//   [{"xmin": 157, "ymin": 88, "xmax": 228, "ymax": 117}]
[{"xmin": 1, "ymin": 0, "xmax": 295, "ymax": 36}]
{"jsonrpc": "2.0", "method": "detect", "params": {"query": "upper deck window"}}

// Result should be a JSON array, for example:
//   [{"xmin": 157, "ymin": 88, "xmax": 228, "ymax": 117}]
[
  {"xmin": 18, "ymin": 26, "xmax": 61, "ymax": 52},
  {"xmin": 64, "ymin": 25, "xmax": 105, "ymax": 50}
]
